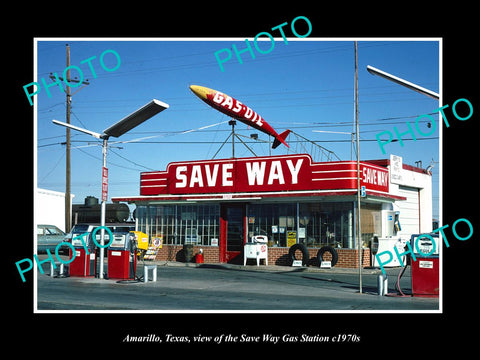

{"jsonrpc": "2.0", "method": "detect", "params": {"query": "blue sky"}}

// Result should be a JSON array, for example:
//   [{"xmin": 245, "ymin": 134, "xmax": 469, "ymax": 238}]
[{"xmin": 35, "ymin": 39, "xmax": 440, "ymax": 218}]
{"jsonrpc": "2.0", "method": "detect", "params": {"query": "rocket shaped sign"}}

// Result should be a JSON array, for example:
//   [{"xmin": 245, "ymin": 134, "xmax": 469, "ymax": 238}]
[{"xmin": 189, "ymin": 85, "xmax": 290, "ymax": 149}]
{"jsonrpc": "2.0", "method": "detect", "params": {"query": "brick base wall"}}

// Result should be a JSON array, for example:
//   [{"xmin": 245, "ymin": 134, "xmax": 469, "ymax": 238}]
[
  {"xmin": 153, "ymin": 245, "xmax": 220, "ymax": 264},
  {"xmin": 267, "ymin": 247, "xmax": 371, "ymax": 268},
  {"xmin": 152, "ymin": 245, "xmax": 371, "ymax": 269}
]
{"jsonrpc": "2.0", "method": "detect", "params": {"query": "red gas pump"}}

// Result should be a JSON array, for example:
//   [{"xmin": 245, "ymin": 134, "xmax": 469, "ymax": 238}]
[
  {"xmin": 69, "ymin": 231, "xmax": 96, "ymax": 277},
  {"xmin": 107, "ymin": 232, "xmax": 137, "ymax": 280},
  {"xmin": 410, "ymin": 233, "xmax": 439, "ymax": 297}
]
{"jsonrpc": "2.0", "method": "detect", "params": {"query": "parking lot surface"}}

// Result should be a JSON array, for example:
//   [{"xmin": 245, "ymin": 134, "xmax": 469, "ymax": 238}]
[{"xmin": 36, "ymin": 256, "xmax": 439, "ymax": 311}]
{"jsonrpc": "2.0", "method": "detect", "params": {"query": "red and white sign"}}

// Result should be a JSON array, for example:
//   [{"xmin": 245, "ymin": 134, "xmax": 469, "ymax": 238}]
[
  {"xmin": 139, "ymin": 154, "xmax": 389, "ymax": 198},
  {"xmin": 101, "ymin": 166, "xmax": 108, "ymax": 201}
]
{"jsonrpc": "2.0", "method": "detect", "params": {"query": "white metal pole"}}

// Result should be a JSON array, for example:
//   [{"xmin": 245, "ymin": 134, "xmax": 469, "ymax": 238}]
[{"xmin": 99, "ymin": 137, "xmax": 108, "ymax": 279}]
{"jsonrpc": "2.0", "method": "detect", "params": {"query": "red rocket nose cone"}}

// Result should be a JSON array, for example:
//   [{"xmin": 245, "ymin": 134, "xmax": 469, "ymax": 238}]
[{"xmin": 190, "ymin": 85, "xmax": 211, "ymax": 100}]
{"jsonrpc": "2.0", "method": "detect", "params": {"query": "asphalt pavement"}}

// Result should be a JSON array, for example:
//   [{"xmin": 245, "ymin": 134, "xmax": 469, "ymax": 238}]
[{"xmin": 35, "ymin": 256, "xmax": 439, "ymax": 311}]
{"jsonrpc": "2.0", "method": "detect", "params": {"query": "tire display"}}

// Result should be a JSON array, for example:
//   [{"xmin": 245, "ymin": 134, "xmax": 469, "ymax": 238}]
[
  {"xmin": 288, "ymin": 243, "xmax": 310, "ymax": 266},
  {"xmin": 316, "ymin": 246, "xmax": 338, "ymax": 267}
]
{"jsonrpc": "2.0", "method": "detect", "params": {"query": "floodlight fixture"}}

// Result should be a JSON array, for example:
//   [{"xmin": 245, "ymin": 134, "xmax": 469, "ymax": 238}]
[
  {"xmin": 367, "ymin": 65, "xmax": 439, "ymax": 100},
  {"xmin": 53, "ymin": 99, "xmax": 169, "ymax": 140},
  {"xmin": 103, "ymin": 99, "xmax": 169, "ymax": 138},
  {"xmin": 52, "ymin": 120, "xmax": 103, "ymax": 139}
]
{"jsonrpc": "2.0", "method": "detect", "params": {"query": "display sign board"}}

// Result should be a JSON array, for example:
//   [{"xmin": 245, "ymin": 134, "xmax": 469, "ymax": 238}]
[
  {"xmin": 101, "ymin": 167, "xmax": 108, "ymax": 201},
  {"xmin": 390, "ymin": 154, "xmax": 403, "ymax": 184},
  {"xmin": 140, "ymin": 154, "xmax": 389, "ymax": 197},
  {"xmin": 287, "ymin": 231, "xmax": 297, "ymax": 248},
  {"xmin": 320, "ymin": 261, "xmax": 332, "ymax": 269}
]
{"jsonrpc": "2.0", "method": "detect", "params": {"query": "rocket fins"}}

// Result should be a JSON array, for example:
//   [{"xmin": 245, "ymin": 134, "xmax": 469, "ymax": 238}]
[{"xmin": 272, "ymin": 130, "xmax": 291, "ymax": 149}]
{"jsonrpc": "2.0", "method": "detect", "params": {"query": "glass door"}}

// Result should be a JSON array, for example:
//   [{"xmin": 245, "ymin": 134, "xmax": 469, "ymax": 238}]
[{"xmin": 220, "ymin": 204, "xmax": 246, "ymax": 263}]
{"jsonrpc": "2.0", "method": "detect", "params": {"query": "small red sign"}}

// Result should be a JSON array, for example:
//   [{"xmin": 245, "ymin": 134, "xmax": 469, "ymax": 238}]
[{"xmin": 102, "ymin": 167, "xmax": 108, "ymax": 201}]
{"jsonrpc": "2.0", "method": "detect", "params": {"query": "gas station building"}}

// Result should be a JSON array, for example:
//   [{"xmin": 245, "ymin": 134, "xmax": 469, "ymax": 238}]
[{"xmin": 112, "ymin": 153, "xmax": 433, "ymax": 268}]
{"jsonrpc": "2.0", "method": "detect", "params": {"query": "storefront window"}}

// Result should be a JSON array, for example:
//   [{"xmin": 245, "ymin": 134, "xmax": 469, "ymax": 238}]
[
  {"xmin": 178, "ymin": 204, "xmax": 220, "ymax": 246},
  {"xmin": 299, "ymin": 202, "xmax": 353, "ymax": 248},
  {"xmin": 136, "ymin": 204, "xmax": 219, "ymax": 246},
  {"xmin": 247, "ymin": 202, "xmax": 354, "ymax": 248},
  {"xmin": 135, "ymin": 200, "xmax": 374, "ymax": 250},
  {"xmin": 247, "ymin": 203, "xmax": 296, "ymax": 247},
  {"xmin": 360, "ymin": 202, "xmax": 382, "ymax": 247}
]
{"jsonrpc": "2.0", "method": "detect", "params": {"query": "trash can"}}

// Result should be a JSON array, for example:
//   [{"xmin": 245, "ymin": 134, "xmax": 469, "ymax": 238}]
[
  {"xmin": 183, "ymin": 244, "xmax": 194, "ymax": 263},
  {"xmin": 195, "ymin": 248, "xmax": 204, "ymax": 263}
]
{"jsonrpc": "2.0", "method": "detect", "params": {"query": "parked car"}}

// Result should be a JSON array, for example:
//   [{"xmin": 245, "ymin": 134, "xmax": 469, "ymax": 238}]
[
  {"xmin": 64, "ymin": 223, "xmax": 136, "ymax": 255},
  {"xmin": 37, "ymin": 224, "xmax": 68, "ymax": 254}
]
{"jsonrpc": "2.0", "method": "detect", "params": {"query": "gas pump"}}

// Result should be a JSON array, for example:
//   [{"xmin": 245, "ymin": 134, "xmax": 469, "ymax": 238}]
[
  {"xmin": 69, "ymin": 229, "xmax": 96, "ymax": 277},
  {"xmin": 107, "ymin": 231, "xmax": 137, "ymax": 280},
  {"xmin": 410, "ymin": 233, "xmax": 439, "ymax": 297}
]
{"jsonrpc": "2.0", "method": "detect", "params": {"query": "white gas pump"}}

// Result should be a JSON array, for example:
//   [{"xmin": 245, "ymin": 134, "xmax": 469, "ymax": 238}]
[{"xmin": 372, "ymin": 210, "xmax": 406, "ymax": 268}]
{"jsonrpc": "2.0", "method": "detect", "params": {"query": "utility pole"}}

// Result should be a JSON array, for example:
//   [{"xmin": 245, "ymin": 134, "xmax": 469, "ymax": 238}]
[
  {"xmin": 50, "ymin": 44, "xmax": 89, "ymax": 232},
  {"xmin": 355, "ymin": 41, "xmax": 362, "ymax": 294}
]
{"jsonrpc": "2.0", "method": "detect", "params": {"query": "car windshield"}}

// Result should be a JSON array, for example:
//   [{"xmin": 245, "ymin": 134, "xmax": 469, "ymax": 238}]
[
  {"xmin": 71, "ymin": 224, "xmax": 90, "ymax": 233},
  {"xmin": 45, "ymin": 226, "xmax": 65, "ymax": 235}
]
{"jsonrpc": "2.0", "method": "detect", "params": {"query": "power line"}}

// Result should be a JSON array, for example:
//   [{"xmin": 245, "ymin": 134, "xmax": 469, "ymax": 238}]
[
  {"xmin": 68, "ymin": 137, "xmax": 437, "ymax": 145},
  {"xmin": 66, "ymin": 85, "xmax": 435, "ymax": 107},
  {"xmin": 109, "ymin": 148, "xmax": 155, "ymax": 171},
  {"xmin": 73, "ymin": 145, "xmax": 147, "ymax": 172},
  {"xmin": 41, "ymin": 115, "xmax": 439, "ymax": 148}
]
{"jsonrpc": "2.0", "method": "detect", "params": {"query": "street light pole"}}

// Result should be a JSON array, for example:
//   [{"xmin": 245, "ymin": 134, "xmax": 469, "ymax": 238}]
[{"xmin": 100, "ymin": 137, "xmax": 108, "ymax": 278}]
